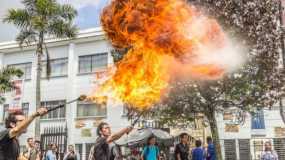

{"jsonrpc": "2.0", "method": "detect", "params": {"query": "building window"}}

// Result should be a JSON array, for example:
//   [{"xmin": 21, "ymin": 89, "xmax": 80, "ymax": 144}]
[
  {"xmin": 78, "ymin": 53, "xmax": 108, "ymax": 73},
  {"xmin": 22, "ymin": 103, "xmax": 29, "ymax": 116},
  {"xmin": 9, "ymin": 63, "xmax": 32, "ymax": 80},
  {"xmin": 42, "ymin": 58, "xmax": 68, "ymax": 78},
  {"xmin": 2, "ymin": 104, "xmax": 9, "ymax": 121},
  {"xmin": 41, "ymin": 100, "xmax": 66, "ymax": 119},
  {"xmin": 77, "ymin": 101, "xmax": 107, "ymax": 118},
  {"xmin": 251, "ymin": 109, "xmax": 265, "ymax": 129}
]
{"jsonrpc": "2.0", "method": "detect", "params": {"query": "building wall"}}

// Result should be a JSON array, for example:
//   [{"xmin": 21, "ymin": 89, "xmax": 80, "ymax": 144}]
[
  {"xmin": 0, "ymin": 37, "xmax": 129, "ymax": 153},
  {"xmin": 217, "ymin": 108, "xmax": 285, "ymax": 140},
  {"xmin": 217, "ymin": 108, "xmax": 285, "ymax": 160}
]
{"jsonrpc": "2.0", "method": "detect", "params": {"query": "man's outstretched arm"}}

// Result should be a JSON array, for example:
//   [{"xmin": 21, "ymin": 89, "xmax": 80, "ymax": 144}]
[
  {"xmin": 106, "ymin": 126, "xmax": 133, "ymax": 143},
  {"xmin": 9, "ymin": 108, "xmax": 48, "ymax": 138}
]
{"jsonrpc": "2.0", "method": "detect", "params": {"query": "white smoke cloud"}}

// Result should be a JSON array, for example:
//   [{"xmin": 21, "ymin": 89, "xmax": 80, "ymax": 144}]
[{"xmin": 195, "ymin": 38, "xmax": 246, "ymax": 73}]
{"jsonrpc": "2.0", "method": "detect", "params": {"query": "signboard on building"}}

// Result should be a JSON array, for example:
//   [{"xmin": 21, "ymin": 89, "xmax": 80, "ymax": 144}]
[
  {"xmin": 81, "ymin": 128, "xmax": 92, "ymax": 137},
  {"xmin": 275, "ymin": 127, "xmax": 285, "ymax": 137},
  {"xmin": 225, "ymin": 124, "xmax": 239, "ymax": 132}
]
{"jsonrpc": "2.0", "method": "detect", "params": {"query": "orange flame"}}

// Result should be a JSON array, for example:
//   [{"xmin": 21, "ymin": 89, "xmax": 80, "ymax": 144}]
[{"xmin": 90, "ymin": 0, "xmax": 228, "ymax": 109}]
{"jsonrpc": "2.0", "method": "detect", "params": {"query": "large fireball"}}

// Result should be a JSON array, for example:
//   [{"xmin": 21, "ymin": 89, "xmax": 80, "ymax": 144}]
[{"xmin": 89, "ymin": 0, "xmax": 241, "ymax": 109}]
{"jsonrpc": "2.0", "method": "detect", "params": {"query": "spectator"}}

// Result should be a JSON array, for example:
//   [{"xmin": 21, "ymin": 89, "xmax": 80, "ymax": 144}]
[
  {"xmin": 21, "ymin": 137, "xmax": 40, "ymax": 160},
  {"xmin": 206, "ymin": 137, "xmax": 216, "ymax": 160},
  {"xmin": 45, "ymin": 144, "xmax": 57, "ymax": 160},
  {"xmin": 63, "ymin": 145, "xmax": 80, "ymax": 160},
  {"xmin": 34, "ymin": 140, "xmax": 42, "ymax": 160},
  {"xmin": 261, "ymin": 141, "xmax": 278, "ymax": 160},
  {"xmin": 174, "ymin": 133, "xmax": 189, "ymax": 160},
  {"xmin": 141, "ymin": 136, "xmax": 160, "ymax": 160},
  {"xmin": 191, "ymin": 140, "xmax": 204, "ymax": 160}
]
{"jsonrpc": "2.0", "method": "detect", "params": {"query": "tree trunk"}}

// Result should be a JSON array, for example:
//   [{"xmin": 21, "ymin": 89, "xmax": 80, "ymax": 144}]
[
  {"xmin": 279, "ymin": 99, "xmax": 285, "ymax": 124},
  {"xmin": 206, "ymin": 110, "xmax": 223, "ymax": 160},
  {"xmin": 34, "ymin": 32, "xmax": 44, "ymax": 140}
]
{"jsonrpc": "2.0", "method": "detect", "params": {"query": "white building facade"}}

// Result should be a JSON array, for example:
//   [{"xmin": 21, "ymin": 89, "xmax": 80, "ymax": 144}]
[
  {"xmin": 0, "ymin": 28, "xmax": 129, "ymax": 159},
  {"xmin": 0, "ymin": 27, "xmax": 285, "ymax": 160},
  {"xmin": 216, "ymin": 107, "xmax": 285, "ymax": 160}
]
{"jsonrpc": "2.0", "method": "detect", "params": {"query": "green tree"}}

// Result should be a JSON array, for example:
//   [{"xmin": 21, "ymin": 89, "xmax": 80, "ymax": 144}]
[
  {"xmin": 0, "ymin": 67, "xmax": 23, "ymax": 103},
  {"xmin": 3, "ymin": 0, "xmax": 78, "ymax": 138},
  {"xmin": 151, "ymin": 1, "xmax": 285, "ymax": 159}
]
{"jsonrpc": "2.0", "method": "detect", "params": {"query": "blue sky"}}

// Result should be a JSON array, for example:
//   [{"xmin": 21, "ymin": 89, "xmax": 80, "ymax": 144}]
[
  {"xmin": 75, "ymin": 0, "xmax": 110, "ymax": 29},
  {"xmin": 0, "ymin": 0, "xmax": 110, "ymax": 42}
]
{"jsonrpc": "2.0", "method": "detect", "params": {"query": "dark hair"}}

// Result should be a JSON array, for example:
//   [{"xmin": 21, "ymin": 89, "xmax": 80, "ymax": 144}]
[
  {"xmin": 5, "ymin": 111, "xmax": 24, "ymax": 128},
  {"xmin": 207, "ymin": 136, "xmax": 212, "ymax": 143},
  {"xmin": 47, "ymin": 144, "xmax": 53, "ymax": 150},
  {"xmin": 180, "ymin": 133, "xmax": 188, "ymax": 139},
  {"xmin": 27, "ymin": 137, "xmax": 33, "ymax": 142},
  {"xmin": 147, "ymin": 136, "xmax": 156, "ymax": 146},
  {"xmin": 97, "ymin": 122, "xmax": 109, "ymax": 136},
  {"xmin": 195, "ymin": 140, "xmax": 202, "ymax": 147},
  {"xmin": 34, "ymin": 140, "xmax": 40, "ymax": 144}
]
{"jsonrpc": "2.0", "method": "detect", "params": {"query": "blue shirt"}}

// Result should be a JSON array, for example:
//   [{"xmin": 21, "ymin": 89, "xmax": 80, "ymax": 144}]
[
  {"xmin": 45, "ymin": 150, "xmax": 56, "ymax": 160},
  {"xmin": 207, "ymin": 143, "xmax": 216, "ymax": 160},
  {"xmin": 142, "ymin": 145, "xmax": 159, "ymax": 160},
  {"xmin": 192, "ymin": 147, "xmax": 204, "ymax": 160}
]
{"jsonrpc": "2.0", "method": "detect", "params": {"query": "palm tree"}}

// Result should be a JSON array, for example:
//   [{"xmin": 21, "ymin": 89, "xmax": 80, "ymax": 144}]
[{"xmin": 3, "ymin": 0, "xmax": 78, "ymax": 138}]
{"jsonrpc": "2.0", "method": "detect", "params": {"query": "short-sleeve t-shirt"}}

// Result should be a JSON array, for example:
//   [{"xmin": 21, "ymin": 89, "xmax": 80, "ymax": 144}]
[
  {"xmin": 192, "ymin": 147, "xmax": 204, "ymax": 160},
  {"xmin": 175, "ymin": 143, "xmax": 189, "ymax": 160},
  {"xmin": 142, "ymin": 146, "xmax": 159, "ymax": 160},
  {"xmin": 0, "ymin": 129, "xmax": 20, "ymax": 160}
]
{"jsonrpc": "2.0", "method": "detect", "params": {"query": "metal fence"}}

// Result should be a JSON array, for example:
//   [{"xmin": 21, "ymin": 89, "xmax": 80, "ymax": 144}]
[
  {"xmin": 220, "ymin": 138, "xmax": 285, "ymax": 160},
  {"xmin": 40, "ymin": 126, "xmax": 68, "ymax": 160}
]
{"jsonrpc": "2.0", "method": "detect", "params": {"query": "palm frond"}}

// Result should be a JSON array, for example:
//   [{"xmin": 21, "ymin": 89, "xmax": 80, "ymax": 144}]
[
  {"xmin": 48, "ymin": 20, "xmax": 78, "ymax": 38},
  {"xmin": 56, "ymin": 4, "xmax": 78, "ymax": 21},
  {"xmin": 16, "ymin": 29, "xmax": 38, "ymax": 47},
  {"xmin": 3, "ymin": 9, "xmax": 31, "ymax": 28},
  {"xmin": 0, "ymin": 67, "xmax": 23, "ymax": 92},
  {"xmin": 0, "ymin": 67, "xmax": 23, "ymax": 104},
  {"xmin": 22, "ymin": 0, "xmax": 37, "ymax": 13},
  {"xmin": 35, "ymin": 0, "xmax": 57, "ymax": 16}
]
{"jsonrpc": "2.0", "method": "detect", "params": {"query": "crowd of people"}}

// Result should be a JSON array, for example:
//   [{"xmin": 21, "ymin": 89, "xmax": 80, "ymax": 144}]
[
  {"xmin": 174, "ymin": 134, "xmax": 216, "ymax": 160},
  {"xmin": 16, "ymin": 137, "xmax": 80, "ymax": 160},
  {"xmin": 0, "ymin": 108, "xmax": 280, "ymax": 160}
]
